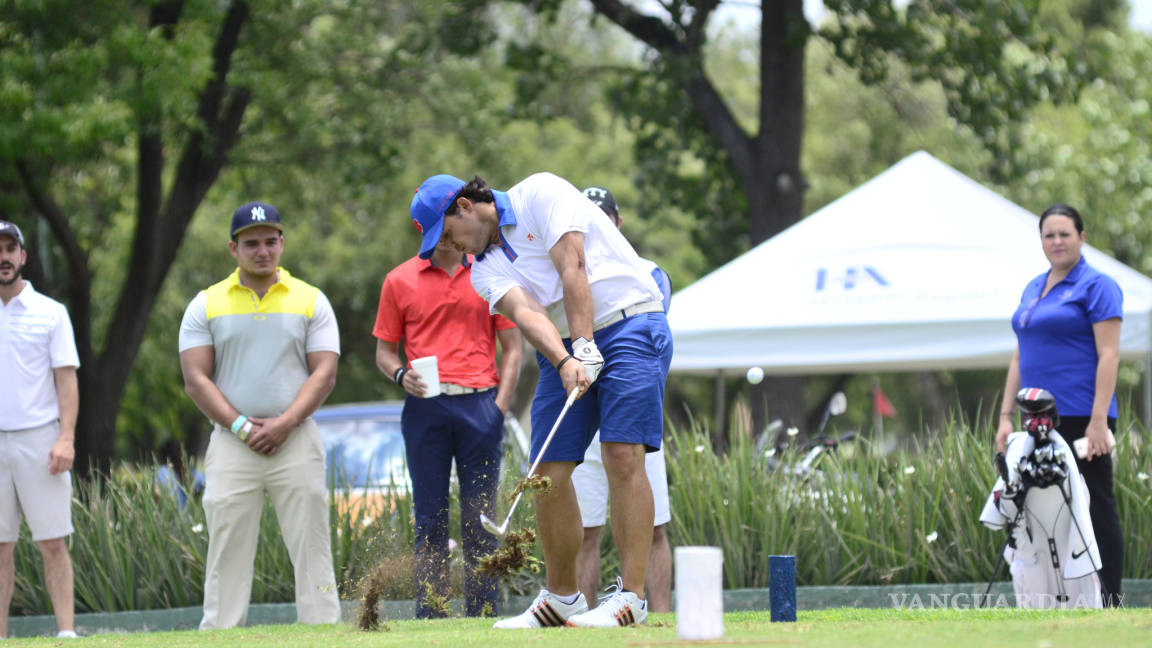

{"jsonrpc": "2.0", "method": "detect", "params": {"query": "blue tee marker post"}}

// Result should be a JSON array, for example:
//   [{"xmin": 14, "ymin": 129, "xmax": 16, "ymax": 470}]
[{"xmin": 769, "ymin": 555, "xmax": 797, "ymax": 622}]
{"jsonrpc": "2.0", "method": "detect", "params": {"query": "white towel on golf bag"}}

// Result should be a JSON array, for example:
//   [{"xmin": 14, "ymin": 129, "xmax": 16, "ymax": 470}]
[{"xmin": 979, "ymin": 431, "xmax": 1102, "ymax": 609}]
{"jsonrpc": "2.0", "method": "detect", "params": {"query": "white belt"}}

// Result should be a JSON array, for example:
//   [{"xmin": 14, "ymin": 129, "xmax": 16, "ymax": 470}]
[
  {"xmin": 440, "ymin": 383, "xmax": 496, "ymax": 396},
  {"xmin": 592, "ymin": 301, "xmax": 664, "ymax": 333}
]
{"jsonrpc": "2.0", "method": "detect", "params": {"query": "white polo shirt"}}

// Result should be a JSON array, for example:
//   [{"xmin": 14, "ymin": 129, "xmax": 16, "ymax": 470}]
[
  {"xmin": 0, "ymin": 282, "xmax": 80, "ymax": 430},
  {"xmin": 470, "ymin": 172, "xmax": 661, "ymax": 337}
]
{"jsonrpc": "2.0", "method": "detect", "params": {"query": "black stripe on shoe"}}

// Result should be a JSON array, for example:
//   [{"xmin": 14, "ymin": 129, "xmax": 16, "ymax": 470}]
[{"xmin": 533, "ymin": 602, "xmax": 564, "ymax": 627}]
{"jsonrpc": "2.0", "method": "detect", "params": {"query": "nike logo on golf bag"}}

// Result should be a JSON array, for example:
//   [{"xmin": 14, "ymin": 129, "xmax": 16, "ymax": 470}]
[
  {"xmin": 1072, "ymin": 548, "xmax": 1088, "ymax": 559},
  {"xmin": 532, "ymin": 602, "xmax": 566, "ymax": 627}
]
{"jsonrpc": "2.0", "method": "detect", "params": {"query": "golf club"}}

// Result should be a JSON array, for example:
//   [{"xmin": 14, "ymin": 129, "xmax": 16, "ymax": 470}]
[{"xmin": 481, "ymin": 387, "xmax": 580, "ymax": 536}]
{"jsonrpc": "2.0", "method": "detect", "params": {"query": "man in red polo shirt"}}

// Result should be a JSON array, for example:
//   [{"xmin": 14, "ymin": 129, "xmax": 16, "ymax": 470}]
[{"xmin": 374, "ymin": 238, "xmax": 522, "ymax": 618}]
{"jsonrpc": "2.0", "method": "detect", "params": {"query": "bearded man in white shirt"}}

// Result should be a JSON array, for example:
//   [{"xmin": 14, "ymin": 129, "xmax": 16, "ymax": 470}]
[{"xmin": 0, "ymin": 220, "xmax": 80, "ymax": 640}]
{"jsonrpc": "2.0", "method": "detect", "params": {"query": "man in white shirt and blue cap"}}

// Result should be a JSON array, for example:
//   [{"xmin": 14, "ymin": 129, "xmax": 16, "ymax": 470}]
[{"xmin": 410, "ymin": 173, "xmax": 673, "ymax": 628}]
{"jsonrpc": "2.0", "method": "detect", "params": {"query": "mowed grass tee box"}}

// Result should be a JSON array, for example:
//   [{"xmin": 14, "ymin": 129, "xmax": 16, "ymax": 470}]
[{"xmin": 27, "ymin": 608, "xmax": 1152, "ymax": 647}]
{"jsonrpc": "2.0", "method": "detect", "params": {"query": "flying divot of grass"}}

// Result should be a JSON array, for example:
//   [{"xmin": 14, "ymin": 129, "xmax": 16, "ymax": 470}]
[
  {"xmin": 475, "ymin": 527, "xmax": 541, "ymax": 578},
  {"xmin": 508, "ymin": 474, "xmax": 551, "ymax": 502},
  {"xmin": 356, "ymin": 558, "xmax": 406, "ymax": 631},
  {"xmin": 422, "ymin": 582, "xmax": 452, "ymax": 617}
]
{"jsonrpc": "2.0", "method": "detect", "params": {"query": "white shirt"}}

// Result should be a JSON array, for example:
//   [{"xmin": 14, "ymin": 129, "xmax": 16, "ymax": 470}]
[
  {"xmin": 0, "ymin": 282, "xmax": 80, "ymax": 430},
  {"xmin": 471, "ymin": 173, "xmax": 661, "ymax": 337}
]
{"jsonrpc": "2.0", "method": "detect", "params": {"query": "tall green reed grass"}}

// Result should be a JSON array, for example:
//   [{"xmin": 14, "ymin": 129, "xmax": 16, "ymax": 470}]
[
  {"xmin": 9, "ymin": 414, "xmax": 1149, "ymax": 614},
  {"xmin": 10, "ymin": 467, "xmax": 415, "ymax": 615},
  {"xmin": 667, "ymin": 412, "xmax": 1151, "ymax": 588}
]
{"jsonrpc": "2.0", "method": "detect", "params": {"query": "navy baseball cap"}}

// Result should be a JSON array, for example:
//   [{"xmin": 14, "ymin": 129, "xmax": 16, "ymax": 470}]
[
  {"xmin": 582, "ymin": 186, "xmax": 618, "ymax": 217},
  {"xmin": 0, "ymin": 220, "xmax": 23, "ymax": 247},
  {"xmin": 230, "ymin": 201, "xmax": 284, "ymax": 238},
  {"xmin": 411, "ymin": 174, "xmax": 465, "ymax": 260}
]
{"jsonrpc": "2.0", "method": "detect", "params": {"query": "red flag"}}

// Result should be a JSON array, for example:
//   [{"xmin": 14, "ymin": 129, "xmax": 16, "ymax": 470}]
[{"xmin": 873, "ymin": 384, "xmax": 897, "ymax": 419}]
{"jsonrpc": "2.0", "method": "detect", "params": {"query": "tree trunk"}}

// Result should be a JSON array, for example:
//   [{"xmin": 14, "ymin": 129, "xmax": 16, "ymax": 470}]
[
  {"xmin": 20, "ymin": 2, "xmax": 251, "ymax": 474},
  {"xmin": 582, "ymin": 0, "xmax": 817, "ymax": 433},
  {"xmin": 750, "ymin": 0, "xmax": 809, "ymax": 436}
]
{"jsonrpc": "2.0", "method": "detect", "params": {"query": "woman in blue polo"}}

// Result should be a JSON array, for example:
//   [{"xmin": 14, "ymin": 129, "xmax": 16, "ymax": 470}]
[{"xmin": 995, "ymin": 204, "xmax": 1124, "ymax": 606}]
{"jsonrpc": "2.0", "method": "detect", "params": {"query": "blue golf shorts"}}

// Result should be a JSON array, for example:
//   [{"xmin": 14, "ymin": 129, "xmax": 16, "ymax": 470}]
[{"xmin": 530, "ymin": 311, "xmax": 673, "ymax": 463}]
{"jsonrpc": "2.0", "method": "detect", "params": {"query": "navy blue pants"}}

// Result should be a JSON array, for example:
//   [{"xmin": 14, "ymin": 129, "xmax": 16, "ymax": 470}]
[
  {"xmin": 401, "ymin": 391, "xmax": 503, "ymax": 618},
  {"xmin": 1057, "ymin": 416, "xmax": 1124, "ymax": 607}
]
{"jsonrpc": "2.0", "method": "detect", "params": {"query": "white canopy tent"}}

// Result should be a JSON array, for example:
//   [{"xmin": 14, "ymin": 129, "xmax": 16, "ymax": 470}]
[{"xmin": 668, "ymin": 151, "xmax": 1152, "ymax": 421}]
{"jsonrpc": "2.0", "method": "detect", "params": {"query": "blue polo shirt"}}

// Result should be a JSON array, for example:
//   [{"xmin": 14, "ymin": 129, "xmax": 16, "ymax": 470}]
[{"xmin": 1012, "ymin": 257, "xmax": 1123, "ymax": 418}]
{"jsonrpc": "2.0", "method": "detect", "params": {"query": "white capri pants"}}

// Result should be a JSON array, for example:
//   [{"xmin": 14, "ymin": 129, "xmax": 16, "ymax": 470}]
[
  {"xmin": 0, "ymin": 421, "xmax": 73, "ymax": 542},
  {"xmin": 199, "ymin": 419, "xmax": 340, "ymax": 629},
  {"xmin": 572, "ymin": 431, "xmax": 671, "ymax": 528}
]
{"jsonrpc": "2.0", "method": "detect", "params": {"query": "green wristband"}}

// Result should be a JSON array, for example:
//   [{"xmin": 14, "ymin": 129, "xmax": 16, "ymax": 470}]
[
  {"xmin": 231, "ymin": 415, "xmax": 249, "ymax": 433},
  {"xmin": 236, "ymin": 420, "xmax": 254, "ymax": 442}
]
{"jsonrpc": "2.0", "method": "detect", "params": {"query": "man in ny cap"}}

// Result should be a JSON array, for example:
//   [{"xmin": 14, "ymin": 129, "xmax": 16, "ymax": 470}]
[
  {"xmin": 0, "ymin": 221, "xmax": 81, "ymax": 639},
  {"xmin": 573, "ymin": 186, "xmax": 673, "ymax": 614},
  {"xmin": 409, "ymin": 173, "xmax": 673, "ymax": 628},
  {"xmin": 179, "ymin": 202, "xmax": 342, "ymax": 629}
]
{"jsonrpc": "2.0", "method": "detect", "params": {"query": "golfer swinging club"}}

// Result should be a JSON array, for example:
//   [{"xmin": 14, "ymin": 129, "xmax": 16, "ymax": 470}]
[{"xmin": 409, "ymin": 173, "xmax": 672, "ymax": 628}]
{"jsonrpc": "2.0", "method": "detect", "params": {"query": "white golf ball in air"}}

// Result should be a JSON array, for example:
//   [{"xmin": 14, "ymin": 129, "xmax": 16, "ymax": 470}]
[{"xmin": 746, "ymin": 366, "xmax": 764, "ymax": 384}]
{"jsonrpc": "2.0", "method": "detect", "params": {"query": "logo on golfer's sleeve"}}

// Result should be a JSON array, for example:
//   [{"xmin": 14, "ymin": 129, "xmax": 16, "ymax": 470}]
[{"xmin": 251, "ymin": 205, "xmax": 266, "ymax": 222}]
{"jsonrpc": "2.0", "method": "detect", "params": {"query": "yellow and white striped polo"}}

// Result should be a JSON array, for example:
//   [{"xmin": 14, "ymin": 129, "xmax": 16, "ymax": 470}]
[{"xmin": 178, "ymin": 267, "xmax": 340, "ymax": 418}]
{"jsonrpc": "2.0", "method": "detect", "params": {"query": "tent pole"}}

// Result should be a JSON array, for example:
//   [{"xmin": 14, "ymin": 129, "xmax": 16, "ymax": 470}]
[
  {"xmin": 1145, "ymin": 308, "xmax": 1152, "ymax": 435},
  {"xmin": 714, "ymin": 371, "xmax": 726, "ymax": 438},
  {"xmin": 1144, "ymin": 350, "xmax": 1151, "ymax": 434}
]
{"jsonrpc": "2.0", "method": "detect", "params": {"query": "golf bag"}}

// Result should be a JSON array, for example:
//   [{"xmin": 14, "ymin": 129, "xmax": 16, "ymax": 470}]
[{"xmin": 979, "ymin": 388, "xmax": 1102, "ymax": 609}]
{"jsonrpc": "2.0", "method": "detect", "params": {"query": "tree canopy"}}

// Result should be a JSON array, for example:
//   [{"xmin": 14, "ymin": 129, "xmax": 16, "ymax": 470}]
[{"xmin": 3, "ymin": 0, "xmax": 1152, "ymax": 460}]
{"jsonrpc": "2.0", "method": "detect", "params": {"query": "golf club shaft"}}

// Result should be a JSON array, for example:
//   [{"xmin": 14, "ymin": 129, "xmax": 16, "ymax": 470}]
[
  {"xmin": 524, "ymin": 388, "xmax": 580, "ymax": 480},
  {"xmin": 491, "ymin": 387, "xmax": 580, "ymax": 531}
]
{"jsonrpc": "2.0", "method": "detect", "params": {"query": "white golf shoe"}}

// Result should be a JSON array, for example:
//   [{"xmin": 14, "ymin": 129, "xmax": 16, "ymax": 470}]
[
  {"xmin": 492, "ymin": 589, "xmax": 588, "ymax": 629},
  {"xmin": 567, "ymin": 579, "xmax": 648, "ymax": 627}
]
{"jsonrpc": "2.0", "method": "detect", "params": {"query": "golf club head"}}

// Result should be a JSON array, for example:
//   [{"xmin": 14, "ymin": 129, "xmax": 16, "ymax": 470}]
[
  {"xmin": 828, "ymin": 392, "xmax": 847, "ymax": 416},
  {"xmin": 1016, "ymin": 387, "xmax": 1059, "ymax": 442},
  {"xmin": 480, "ymin": 513, "xmax": 507, "ymax": 536}
]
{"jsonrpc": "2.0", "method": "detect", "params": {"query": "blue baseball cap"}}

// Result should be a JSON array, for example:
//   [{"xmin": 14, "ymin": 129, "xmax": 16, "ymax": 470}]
[
  {"xmin": 410, "ymin": 174, "xmax": 465, "ymax": 259},
  {"xmin": 0, "ymin": 220, "xmax": 23, "ymax": 247},
  {"xmin": 230, "ymin": 201, "xmax": 284, "ymax": 238}
]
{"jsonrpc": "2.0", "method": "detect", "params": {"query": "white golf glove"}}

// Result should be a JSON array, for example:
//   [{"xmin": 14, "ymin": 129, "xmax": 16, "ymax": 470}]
[{"xmin": 571, "ymin": 337, "xmax": 604, "ymax": 384}]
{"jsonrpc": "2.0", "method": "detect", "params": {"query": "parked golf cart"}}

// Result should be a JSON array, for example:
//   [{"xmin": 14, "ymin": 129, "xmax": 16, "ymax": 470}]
[
  {"xmin": 316, "ymin": 401, "xmax": 531, "ymax": 515},
  {"xmin": 756, "ymin": 391, "xmax": 857, "ymax": 481}
]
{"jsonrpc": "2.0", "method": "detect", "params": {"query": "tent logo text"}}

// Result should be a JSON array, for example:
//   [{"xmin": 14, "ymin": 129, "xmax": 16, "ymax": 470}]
[{"xmin": 815, "ymin": 266, "xmax": 889, "ymax": 291}]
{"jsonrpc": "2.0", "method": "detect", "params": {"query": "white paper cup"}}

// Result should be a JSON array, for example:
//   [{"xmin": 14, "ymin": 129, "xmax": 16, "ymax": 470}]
[
  {"xmin": 410, "ymin": 356, "xmax": 440, "ymax": 398},
  {"xmin": 675, "ymin": 546, "xmax": 724, "ymax": 640}
]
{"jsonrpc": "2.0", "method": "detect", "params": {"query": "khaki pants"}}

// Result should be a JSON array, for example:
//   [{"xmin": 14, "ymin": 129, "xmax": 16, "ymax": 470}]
[{"xmin": 199, "ymin": 419, "xmax": 340, "ymax": 629}]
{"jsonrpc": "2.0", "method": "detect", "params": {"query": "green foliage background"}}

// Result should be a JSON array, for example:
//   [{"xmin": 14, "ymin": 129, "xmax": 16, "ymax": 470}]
[{"xmin": 2, "ymin": 0, "xmax": 1152, "ymax": 523}]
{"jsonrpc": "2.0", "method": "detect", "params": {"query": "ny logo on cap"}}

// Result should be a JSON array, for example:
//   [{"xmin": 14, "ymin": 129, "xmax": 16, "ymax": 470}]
[
  {"xmin": 251, "ymin": 205, "xmax": 266, "ymax": 221},
  {"xmin": 584, "ymin": 188, "xmax": 608, "ymax": 199}
]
